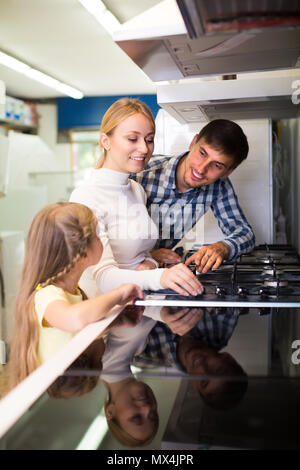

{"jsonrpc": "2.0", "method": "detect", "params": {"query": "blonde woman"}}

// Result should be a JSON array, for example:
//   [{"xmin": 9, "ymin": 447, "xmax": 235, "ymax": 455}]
[
  {"xmin": 8, "ymin": 202, "xmax": 144, "ymax": 390},
  {"xmin": 70, "ymin": 98, "xmax": 203, "ymax": 298}
]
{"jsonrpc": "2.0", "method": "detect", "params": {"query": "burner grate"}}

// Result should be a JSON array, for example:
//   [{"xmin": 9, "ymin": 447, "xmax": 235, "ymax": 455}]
[{"xmin": 138, "ymin": 245, "xmax": 300, "ymax": 309}]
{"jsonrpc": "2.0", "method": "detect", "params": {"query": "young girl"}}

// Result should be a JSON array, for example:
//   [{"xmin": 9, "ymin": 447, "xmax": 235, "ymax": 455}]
[
  {"xmin": 8, "ymin": 202, "xmax": 144, "ymax": 390},
  {"xmin": 70, "ymin": 98, "xmax": 203, "ymax": 298}
]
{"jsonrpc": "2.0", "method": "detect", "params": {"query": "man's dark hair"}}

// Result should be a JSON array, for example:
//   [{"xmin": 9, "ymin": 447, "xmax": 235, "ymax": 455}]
[{"xmin": 196, "ymin": 119, "xmax": 249, "ymax": 168}]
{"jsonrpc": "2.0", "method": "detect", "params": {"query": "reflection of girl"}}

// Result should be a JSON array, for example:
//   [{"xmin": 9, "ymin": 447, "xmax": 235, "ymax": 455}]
[
  {"xmin": 100, "ymin": 314, "xmax": 160, "ymax": 447},
  {"xmin": 47, "ymin": 337, "xmax": 105, "ymax": 399},
  {"xmin": 8, "ymin": 202, "xmax": 143, "ymax": 390},
  {"xmin": 104, "ymin": 378, "xmax": 158, "ymax": 447},
  {"xmin": 70, "ymin": 98, "xmax": 202, "ymax": 298}
]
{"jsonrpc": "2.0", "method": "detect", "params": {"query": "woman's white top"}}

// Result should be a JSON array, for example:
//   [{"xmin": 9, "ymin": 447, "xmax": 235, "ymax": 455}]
[
  {"xmin": 70, "ymin": 168, "xmax": 164, "ymax": 297},
  {"xmin": 100, "ymin": 315, "xmax": 157, "ymax": 383}
]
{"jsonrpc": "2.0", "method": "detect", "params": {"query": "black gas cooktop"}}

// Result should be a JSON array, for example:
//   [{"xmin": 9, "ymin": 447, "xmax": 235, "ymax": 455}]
[{"xmin": 136, "ymin": 244, "xmax": 300, "ymax": 310}]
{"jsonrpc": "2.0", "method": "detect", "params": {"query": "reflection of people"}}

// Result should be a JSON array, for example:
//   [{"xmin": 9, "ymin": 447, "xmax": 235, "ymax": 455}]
[
  {"xmin": 8, "ymin": 202, "xmax": 143, "ymax": 390},
  {"xmin": 132, "ymin": 119, "xmax": 255, "ymax": 273},
  {"xmin": 134, "ymin": 307, "xmax": 247, "ymax": 410},
  {"xmin": 47, "ymin": 305, "xmax": 144, "ymax": 400},
  {"xmin": 104, "ymin": 377, "xmax": 158, "ymax": 447},
  {"xmin": 47, "ymin": 337, "xmax": 105, "ymax": 399},
  {"xmin": 70, "ymin": 98, "xmax": 202, "ymax": 297},
  {"xmin": 101, "ymin": 314, "xmax": 160, "ymax": 447},
  {"xmin": 177, "ymin": 336, "xmax": 248, "ymax": 411}
]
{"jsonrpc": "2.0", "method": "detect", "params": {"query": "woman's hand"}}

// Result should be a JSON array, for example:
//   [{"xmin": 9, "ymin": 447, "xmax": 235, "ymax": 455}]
[
  {"xmin": 160, "ymin": 263, "xmax": 203, "ymax": 296},
  {"xmin": 136, "ymin": 259, "xmax": 157, "ymax": 271}
]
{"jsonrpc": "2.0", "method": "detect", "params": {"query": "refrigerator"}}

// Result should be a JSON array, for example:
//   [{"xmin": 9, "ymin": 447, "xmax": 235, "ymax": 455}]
[{"xmin": 0, "ymin": 231, "xmax": 24, "ymax": 365}]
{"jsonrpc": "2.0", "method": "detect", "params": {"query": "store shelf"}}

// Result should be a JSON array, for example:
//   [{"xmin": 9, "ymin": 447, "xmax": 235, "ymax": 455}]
[{"xmin": 0, "ymin": 119, "xmax": 37, "ymax": 134}]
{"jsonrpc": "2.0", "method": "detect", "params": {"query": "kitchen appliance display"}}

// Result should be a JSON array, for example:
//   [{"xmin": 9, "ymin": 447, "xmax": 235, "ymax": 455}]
[{"xmin": 136, "ymin": 245, "xmax": 300, "ymax": 310}]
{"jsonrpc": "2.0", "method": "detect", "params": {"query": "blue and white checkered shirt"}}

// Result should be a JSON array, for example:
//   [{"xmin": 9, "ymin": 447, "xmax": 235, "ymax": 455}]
[
  {"xmin": 133, "ymin": 307, "xmax": 239, "ymax": 369},
  {"xmin": 131, "ymin": 153, "xmax": 255, "ymax": 260}
]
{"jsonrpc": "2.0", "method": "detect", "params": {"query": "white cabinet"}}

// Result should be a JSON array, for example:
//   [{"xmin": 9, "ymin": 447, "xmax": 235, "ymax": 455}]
[
  {"xmin": 0, "ymin": 135, "xmax": 9, "ymax": 197},
  {"xmin": 0, "ymin": 231, "xmax": 25, "ymax": 364},
  {"xmin": 0, "ymin": 80, "xmax": 5, "ymax": 120}
]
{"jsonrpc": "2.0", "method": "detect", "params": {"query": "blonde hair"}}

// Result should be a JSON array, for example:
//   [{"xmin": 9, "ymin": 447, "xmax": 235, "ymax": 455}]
[
  {"xmin": 47, "ymin": 355, "xmax": 100, "ymax": 400},
  {"xmin": 8, "ymin": 202, "xmax": 98, "ymax": 391},
  {"xmin": 106, "ymin": 413, "xmax": 158, "ymax": 448},
  {"xmin": 104, "ymin": 386, "xmax": 159, "ymax": 448},
  {"xmin": 96, "ymin": 98, "xmax": 155, "ymax": 169}
]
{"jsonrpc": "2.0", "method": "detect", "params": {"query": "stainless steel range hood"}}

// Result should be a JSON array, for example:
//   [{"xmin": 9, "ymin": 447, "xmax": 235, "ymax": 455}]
[
  {"xmin": 114, "ymin": 0, "xmax": 300, "ymax": 82},
  {"xmin": 113, "ymin": 0, "xmax": 300, "ymax": 121},
  {"xmin": 156, "ymin": 73, "xmax": 300, "ymax": 122}
]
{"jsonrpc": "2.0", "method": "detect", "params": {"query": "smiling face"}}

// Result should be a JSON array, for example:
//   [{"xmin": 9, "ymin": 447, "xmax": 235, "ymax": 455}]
[
  {"xmin": 106, "ymin": 380, "xmax": 158, "ymax": 442},
  {"xmin": 176, "ymin": 136, "xmax": 235, "ymax": 192},
  {"xmin": 100, "ymin": 113, "xmax": 155, "ymax": 174}
]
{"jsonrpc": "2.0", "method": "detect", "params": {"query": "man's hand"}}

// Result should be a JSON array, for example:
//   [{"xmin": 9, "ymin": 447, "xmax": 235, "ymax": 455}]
[
  {"xmin": 136, "ymin": 259, "xmax": 157, "ymax": 271},
  {"xmin": 185, "ymin": 242, "xmax": 230, "ymax": 273},
  {"xmin": 150, "ymin": 248, "xmax": 182, "ymax": 267},
  {"xmin": 160, "ymin": 307, "xmax": 204, "ymax": 336}
]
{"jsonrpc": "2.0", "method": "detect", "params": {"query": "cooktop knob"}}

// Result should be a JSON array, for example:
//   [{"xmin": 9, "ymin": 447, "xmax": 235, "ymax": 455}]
[
  {"xmin": 257, "ymin": 308, "xmax": 271, "ymax": 316},
  {"xmin": 237, "ymin": 286, "xmax": 248, "ymax": 298},
  {"xmin": 215, "ymin": 286, "xmax": 226, "ymax": 297}
]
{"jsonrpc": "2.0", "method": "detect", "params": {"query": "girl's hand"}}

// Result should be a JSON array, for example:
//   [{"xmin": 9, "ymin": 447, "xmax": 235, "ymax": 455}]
[
  {"xmin": 136, "ymin": 259, "xmax": 157, "ymax": 271},
  {"xmin": 107, "ymin": 305, "xmax": 144, "ymax": 330},
  {"xmin": 160, "ymin": 263, "xmax": 204, "ymax": 297},
  {"xmin": 117, "ymin": 283, "xmax": 144, "ymax": 305}
]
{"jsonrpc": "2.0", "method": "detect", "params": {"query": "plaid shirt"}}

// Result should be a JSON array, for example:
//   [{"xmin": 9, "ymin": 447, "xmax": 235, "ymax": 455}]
[
  {"xmin": 133, "ymin": 307, "xmax": 239, "ymax": 369},
  {"xmin": 131, "ymin": 153, "xmax": 255, "ymax": 260}
]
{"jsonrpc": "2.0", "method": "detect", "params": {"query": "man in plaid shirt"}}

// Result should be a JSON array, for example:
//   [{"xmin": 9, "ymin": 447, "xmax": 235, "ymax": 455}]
[
  {"xmin": 133, "ymin": 306, "xmax": 240, "ymax": 370},
  {"xmin": 132, "ymin": 119, "xmax": 255, "ymax": 273},
  {"xmin": 133, "ymin": 307, "xmax": 248, "ymax": 410}
]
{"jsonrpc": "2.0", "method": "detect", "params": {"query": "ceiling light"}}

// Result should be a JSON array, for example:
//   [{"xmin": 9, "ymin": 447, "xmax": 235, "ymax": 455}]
[
  {"xmin": 78, "ymin": 0, "xmax": 121, "ymax": 34},
  {"xmin": 0, "ymin": 50, "xmax": 83, "ymax": 99},
  {"xmin": 0, "ymin": 51, "xmax": 30, "ymax": 74}
]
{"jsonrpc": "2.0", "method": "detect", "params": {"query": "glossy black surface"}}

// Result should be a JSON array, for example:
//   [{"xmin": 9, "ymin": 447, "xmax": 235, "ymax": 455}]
[{"xmin": 1, "ymin": 304, "xmax": 300, "ymax": 450}]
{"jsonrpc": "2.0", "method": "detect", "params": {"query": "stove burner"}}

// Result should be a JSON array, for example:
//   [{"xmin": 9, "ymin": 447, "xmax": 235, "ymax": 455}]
[
  {"xmin": 262, "ymin": 267, "xmax": 284, "ymax": 276},
  {"xmin": 259, "ymin": 285, "xmax": 294, "ymax": 298},
  {"xmin": 258, "ymin": 257, "xmax": 277, "ymax": 264},
  {"xmin": 263, "ymin": 278, "xmax": 289, "ymax": 288},
  {"xmin": 255, "ymin": 252, "xmax": 284, "ymax": 259}
]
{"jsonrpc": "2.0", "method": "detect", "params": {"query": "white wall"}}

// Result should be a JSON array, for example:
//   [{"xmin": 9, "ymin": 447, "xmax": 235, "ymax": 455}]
[
  {"xmin": 36, "ymin": 103, "xmax": 70, "ymax": 171},
  {"xmin": 154, "ymin": 110, "xmax": 273, "ymax": 249}
]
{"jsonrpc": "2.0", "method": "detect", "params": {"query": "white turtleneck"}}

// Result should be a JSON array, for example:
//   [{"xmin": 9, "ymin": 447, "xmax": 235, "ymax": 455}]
[{"xmin": 70, "ymin": 168, "xmax": 164, "ymax": 297}]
